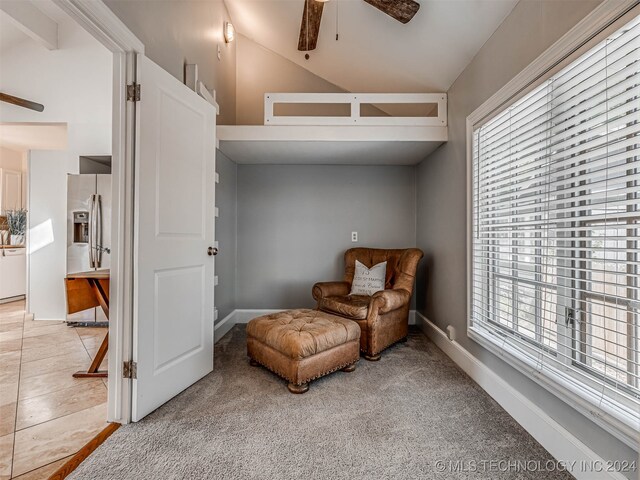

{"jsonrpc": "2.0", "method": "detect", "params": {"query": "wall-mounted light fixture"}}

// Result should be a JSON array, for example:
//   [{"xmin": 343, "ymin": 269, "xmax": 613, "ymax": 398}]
[{"xmin": 224, "ymin": 22, "xmax": 235, "ymax": 43}]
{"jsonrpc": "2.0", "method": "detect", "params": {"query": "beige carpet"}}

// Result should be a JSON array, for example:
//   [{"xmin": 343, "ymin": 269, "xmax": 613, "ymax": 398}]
[{"xmin": 70, "ymin": 326, "xmax": 572, "ymax": 479}]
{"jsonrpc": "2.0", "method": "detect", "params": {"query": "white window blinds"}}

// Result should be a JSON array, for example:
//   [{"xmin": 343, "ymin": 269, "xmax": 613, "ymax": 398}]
[{"xmin": 471, "ymin": 15, "xmax": 640, "ymax": 445}]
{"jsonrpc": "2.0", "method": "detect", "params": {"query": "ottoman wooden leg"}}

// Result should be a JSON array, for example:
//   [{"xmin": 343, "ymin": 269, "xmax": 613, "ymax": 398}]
[
  {"xmin": 342, "ymin": 363, "xmax": 356, "ymax": 372},
  {"xmin": 287, "ymin": 383, "xmax": 309, "ymax": 394},
  {"xmin": 364, "ymin": 353, "xmax": 381, "ymax": 361},
  {"xmin": 249, "ymin": 358, "xmax": 259, "ymax": 367}
]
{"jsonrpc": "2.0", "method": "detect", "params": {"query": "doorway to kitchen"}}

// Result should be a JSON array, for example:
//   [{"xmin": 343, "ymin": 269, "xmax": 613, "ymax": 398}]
[{"xmin": 0, "ymin": 1, "xmax": 118, "ymax": 476}]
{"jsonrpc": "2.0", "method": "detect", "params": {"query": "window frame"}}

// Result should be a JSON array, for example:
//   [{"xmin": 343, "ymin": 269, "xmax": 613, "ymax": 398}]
[{"xmin": 466, "ymin": 0, "xmax": 640, "ymax": 450}]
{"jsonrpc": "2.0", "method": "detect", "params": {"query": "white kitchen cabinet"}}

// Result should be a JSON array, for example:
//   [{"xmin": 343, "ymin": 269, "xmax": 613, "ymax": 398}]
[
  {"xmin": 0, "ymin": 248, "xmax": 26, "ymax": 300},
  {"xmin": 0, "ymin": 168, "xmax": 23, "ymax": 211}
]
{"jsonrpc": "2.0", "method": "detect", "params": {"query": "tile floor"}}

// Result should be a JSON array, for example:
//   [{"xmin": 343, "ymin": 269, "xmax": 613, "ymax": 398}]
[{"xmin": 0, "ymin": 300, "xmax": 109, "ymax": 479}]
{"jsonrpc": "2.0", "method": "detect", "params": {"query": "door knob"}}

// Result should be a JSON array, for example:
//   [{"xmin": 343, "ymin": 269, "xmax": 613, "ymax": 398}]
[{"xmin": 208, "ymin": 246, "xmax": 218, "ymax": 256}]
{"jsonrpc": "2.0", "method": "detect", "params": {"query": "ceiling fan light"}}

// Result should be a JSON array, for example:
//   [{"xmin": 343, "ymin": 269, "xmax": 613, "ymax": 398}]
[{"xmin": 224, "ymin": 22, "xmax": 235, "ymax": 43}]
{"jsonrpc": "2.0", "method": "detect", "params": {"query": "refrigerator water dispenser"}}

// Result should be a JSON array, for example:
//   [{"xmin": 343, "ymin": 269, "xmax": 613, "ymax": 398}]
[{"xmin": 73, "ymin": 211, "xmax": 89, "ymax": 243}]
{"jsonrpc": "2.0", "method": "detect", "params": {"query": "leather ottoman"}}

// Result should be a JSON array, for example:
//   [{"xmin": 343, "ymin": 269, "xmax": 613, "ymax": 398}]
[{"xmin": 247, "ymin": 309, "xmax": 360, "ymax": 394}]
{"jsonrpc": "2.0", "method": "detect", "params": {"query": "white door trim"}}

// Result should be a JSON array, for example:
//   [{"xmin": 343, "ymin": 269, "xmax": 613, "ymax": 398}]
[{"xmin": 53, "ymin": 0, "xmax": 144, "ymax": 424}]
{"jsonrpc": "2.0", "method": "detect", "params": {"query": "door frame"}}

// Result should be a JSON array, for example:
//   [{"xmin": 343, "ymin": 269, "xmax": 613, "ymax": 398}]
[{"xmin": 53, "ymin": 0, "xmax": 144, "ymax": 424}]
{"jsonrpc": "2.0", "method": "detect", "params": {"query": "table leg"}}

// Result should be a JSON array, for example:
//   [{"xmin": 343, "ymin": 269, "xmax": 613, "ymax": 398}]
[
  {"xmin": 73, "ymin": 278, "xmax": 109, "ymax": 378},
  {"xmin": 73, "ymin": 332, "xmax": 108, "ymax": 378}
]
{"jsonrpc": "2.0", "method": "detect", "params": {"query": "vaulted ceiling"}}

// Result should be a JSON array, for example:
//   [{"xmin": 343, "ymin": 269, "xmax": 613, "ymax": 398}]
[
  {"xmin": 0, "ymin": 13, "xmax": 28, "ymax": 53},
  {"xmin": 225, "ymin": 0, "xmax": 519, "ymax": 93}
]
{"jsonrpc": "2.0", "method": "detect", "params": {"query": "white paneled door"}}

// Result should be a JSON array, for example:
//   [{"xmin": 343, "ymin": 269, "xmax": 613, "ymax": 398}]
[{"xmin": 132, "ymin": 54, "xmax": 216, "ymax": 421}]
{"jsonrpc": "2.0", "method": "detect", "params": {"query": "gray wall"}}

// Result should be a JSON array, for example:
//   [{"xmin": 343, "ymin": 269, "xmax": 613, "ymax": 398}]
[
  {"xmin": 235, "ymin": 34, "xmax": 396, "ymax": 125},
  {"xmin": 215, "ymin": 151, "xmax": 237, "ymax": 323},
  {"xmin": 416, "ymin": 0, "xmax": 637, "ymax": 472},
  {"xmin": 105, "ymin": 0, "xmax": 236, "ymax": 125},
  {"xmin": 236, "ymin": 34, "xmax": 344, "ymax": 125},
  {"xmin": 237, "ymin": 165, "xmax": 417, "ymax": 309}
]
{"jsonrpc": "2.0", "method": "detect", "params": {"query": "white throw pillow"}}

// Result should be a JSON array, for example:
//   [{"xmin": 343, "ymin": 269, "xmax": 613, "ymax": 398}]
[{"xmin": 350, "ymin": 260, "xmax": 387, "ymax": 296}]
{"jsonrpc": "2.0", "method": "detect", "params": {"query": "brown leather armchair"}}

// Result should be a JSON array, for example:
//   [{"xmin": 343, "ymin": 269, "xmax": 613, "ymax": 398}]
[{"xmin": 312, "ymin": 248, "xmax": 423, "ymax": 361}]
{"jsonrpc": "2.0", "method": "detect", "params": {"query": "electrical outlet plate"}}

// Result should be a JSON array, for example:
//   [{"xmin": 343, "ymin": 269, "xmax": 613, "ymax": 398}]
[{"xmin": 351, "ymin": 232, "xmax": 358, "ymax": 242}]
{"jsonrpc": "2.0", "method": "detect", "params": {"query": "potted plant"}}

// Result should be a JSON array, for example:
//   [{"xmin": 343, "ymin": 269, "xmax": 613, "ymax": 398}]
[{"xmin": 6, "ymin": 209, "xmax": 27, "ymax": 246}]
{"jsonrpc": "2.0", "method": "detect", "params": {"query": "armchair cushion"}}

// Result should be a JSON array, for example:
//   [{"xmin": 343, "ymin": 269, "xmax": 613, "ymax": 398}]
[{"xmin": 318, "ymin": 295, "xmax": 370, "ymax": 320}]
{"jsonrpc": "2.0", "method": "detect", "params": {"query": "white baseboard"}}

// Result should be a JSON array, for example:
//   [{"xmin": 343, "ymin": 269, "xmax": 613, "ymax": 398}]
[
  {"xmin": 234, "ymin": 309, "xmax": 282, "ymax": 324},
  {"xmin": 213, "ymin": 310, "xmax": 237, "ymax": 343},
  {"xmin": 215, "ymin": 308, "xmax": 417, "ymax": 343},
  {"xmin": 414, "ymin": 312, "xmax": 629, "ymax": 480},
  {"xmin": 0, "ymin": 295, "xmax": 25, "ymax": 305},
  {"xmin": 214, "ymin": 309, "xmax": 283, "ymax": 343}
]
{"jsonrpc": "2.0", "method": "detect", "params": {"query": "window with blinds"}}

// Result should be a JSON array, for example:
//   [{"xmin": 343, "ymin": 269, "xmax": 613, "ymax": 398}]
[{"xmin": 470, "ymin": 14, "xmax": 640, "ymax": 444}]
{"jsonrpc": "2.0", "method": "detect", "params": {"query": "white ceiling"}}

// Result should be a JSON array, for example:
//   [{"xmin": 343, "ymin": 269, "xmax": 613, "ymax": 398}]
[
  {"xmin": 225, "ymin": 0, "xmax": 519, "ymax": 93},
  {"xmin": 0, "ymin": 123, "xmax": 68, "ymax": 152},
  {"xmin": 0, "ymin": 1, "xmax": 66, "ymax": 53},
  {"xmin": 0, "ymin": 12, "xmax": 29, "ymax": 53}
]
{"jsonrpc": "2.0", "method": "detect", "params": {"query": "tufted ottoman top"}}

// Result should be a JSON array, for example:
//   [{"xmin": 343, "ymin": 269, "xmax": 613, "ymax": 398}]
[{"xmin": 246, "ymin": 309, "xmax": 360, "ymax": 360}]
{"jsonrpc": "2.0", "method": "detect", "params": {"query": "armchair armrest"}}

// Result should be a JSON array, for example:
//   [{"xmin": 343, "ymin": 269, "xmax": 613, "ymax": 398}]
[
  {"xmin": 372, "ymin": 289, "xmax": 410, "ymax": 314},
  {"xmin": 312, "ymin": 281, "xmax": 351, "ymax": 301}
]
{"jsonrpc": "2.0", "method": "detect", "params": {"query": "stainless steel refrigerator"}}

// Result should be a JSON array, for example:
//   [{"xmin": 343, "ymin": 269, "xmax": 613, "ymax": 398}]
[{"xmin": 67, "ymin": 174, "xmax": 111, "ymax": 322}]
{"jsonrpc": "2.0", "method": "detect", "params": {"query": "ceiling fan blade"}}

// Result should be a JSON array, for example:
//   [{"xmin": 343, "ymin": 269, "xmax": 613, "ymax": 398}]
[
  {"xmin": 0, "ymin": 92, "xmax": 44, "ymax": 112},
  {"xmin": 298, "ymin": 0, "xmax": 325, "ymax": 51},
  {"xmin": 363, "ymin": 0, "xmax": 420, "ymax": 24}
]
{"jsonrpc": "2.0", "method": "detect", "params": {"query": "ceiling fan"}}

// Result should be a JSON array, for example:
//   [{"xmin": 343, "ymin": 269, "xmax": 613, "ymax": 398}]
[
  {"xmin": 0, "ymin": 92, "xmax": 44, "ymax": 112},
  {"xmin": 298, "ymin": 0, "xmax": 420, "ymax": 52}
]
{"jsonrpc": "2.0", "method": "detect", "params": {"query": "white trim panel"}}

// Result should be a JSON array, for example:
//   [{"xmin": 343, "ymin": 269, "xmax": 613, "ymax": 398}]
[
  {"xmin": 217, "ymin": 125, "xmax": 447, "ymax": 143},
  {"xmin": 264, "ymin": 92, "xmax": 447, "ymax": 127},
  {"xmin": 53, "ymin": 0, "xmax": 144, "ymax": 53},
  {"xmin": 197, "ymin": 83, "xmax": 219, "ymax": 114}
]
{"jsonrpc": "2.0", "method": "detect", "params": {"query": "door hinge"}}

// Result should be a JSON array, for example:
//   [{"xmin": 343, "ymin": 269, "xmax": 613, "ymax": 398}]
[
  {"xmin": 126, "ymin": 83, "xmax": 140, "ymax": 102},
  {"xmin": 123, "ymin": 360, "xmax": 137, "ymax": 379}
]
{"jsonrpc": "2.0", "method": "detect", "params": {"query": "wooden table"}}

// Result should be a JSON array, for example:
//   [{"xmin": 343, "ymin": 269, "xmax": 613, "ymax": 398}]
[{"xmin": 65, "ymin": 270, "xmax": 109, "ymax": 378}]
